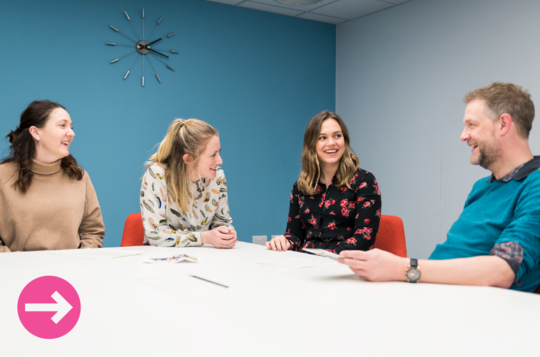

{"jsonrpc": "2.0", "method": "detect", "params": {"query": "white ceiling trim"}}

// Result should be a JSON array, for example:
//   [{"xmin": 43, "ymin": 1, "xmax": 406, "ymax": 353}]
[{"xmin": 206, "ymin": 0, "xmax": 413, "ymax": 24}]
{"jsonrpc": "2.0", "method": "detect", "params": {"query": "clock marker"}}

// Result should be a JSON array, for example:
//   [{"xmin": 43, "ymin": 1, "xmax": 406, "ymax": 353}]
[
  {"xmin": 110, "ymin": 25, "xmax": 136, "ymax": 43},
  {"xmin": 125, "ymin": 11, "xmax": 141, "ymax": 41},
  {"xmin": 147, "ymin": 55, "xmax": 161, "ymax": 83},
  {"xmin": 124, "ymin": 54, "xmax": 140, "ymax": 79},
  {"xmin": 146, "ymin": 16, "xmax": 162, "ymax": 42},
  {"xmin": 107, "ymin": 10, "xmax": 175, "ymax": 87},
  {"xmin": 109, "ymin": 51, "xmax": 136, "ymax": 64},
  {"xmin": 149, "ymin": 52, "xmax": 175, "ymax": 71},
  {"xmin": 106, "ymin": 42, "xmax": 134, "ymax": 48},
  {"xmin": 153, "ymin": 48, "xmax": 178, "ymax": 54}
]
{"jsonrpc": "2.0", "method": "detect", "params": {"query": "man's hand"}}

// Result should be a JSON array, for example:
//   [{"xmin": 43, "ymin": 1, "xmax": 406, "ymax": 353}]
[{"xmin": 338, "ymin": 249, "xmax": 408, "ymax": 282}]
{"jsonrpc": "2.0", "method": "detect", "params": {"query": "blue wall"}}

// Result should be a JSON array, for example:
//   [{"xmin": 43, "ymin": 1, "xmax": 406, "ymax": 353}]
[{"xmin": 0, "ymin": 0, "xmax": 335, "ymax": 247}]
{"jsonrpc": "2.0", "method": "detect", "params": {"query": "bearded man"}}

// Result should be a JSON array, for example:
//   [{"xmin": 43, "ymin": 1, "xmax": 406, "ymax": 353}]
[{"xmin": 339, "ymin": 82, "xmax": 540, "ymax": 292}]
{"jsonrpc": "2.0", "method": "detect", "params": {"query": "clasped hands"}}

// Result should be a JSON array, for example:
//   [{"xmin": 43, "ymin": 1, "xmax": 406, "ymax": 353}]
[{"xmin": 201, "ymin": 227, "xmax": 237, "ymax": 249}]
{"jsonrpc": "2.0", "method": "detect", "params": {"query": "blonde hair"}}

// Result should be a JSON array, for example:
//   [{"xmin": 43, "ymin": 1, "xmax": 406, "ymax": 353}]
[
  {"xmin": 297, "ymin": 111, "xmax": 359, "ymax": 196},
  {"xmin": 147, "ymin": 118, "xmax": 218, "ymax": 212},
  {"xmin": 464, "ymin": 82, "xmax": 535, "ymax": 139}
]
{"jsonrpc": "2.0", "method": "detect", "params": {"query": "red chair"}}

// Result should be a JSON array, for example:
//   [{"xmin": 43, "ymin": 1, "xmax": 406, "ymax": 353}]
[
  {"xmin": 121, "ymin": 213, "xmax": 145, "ymax": 247},
  {"xmin": 373, "ymin": 215, "xmax": 407, "ymax": 257}
]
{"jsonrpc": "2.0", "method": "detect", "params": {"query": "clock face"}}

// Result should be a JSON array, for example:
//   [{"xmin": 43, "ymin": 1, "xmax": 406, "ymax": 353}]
[
  {"xmin": 406, "ymin": 268, "xmax": 421, "ymax": 282},
  {"xmin": 106, "ymin": 9, "xmax": 178, "ymax": 87}
]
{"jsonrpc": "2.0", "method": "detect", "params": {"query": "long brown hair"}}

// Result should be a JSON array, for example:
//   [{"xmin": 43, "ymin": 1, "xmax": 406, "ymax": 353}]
[
  {"xmin": 297, "ymin": 111, "xmax": 359, "ymax": 195},
  {"xmin": 146, "ymin": 118, "xmax": 218, "ymax": 212},
  {"xmin": 2, "ymin": 100, "xmax": 84, "ymax": 193}
]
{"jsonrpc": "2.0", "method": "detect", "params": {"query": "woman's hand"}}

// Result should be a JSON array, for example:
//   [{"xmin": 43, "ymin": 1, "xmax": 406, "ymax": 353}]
[
  {"xmin": 201, "ymin": 227, "xmax": 237, "ymax": 249},
  {"xmin": 266, "ymin": 235, "xmax": 291, "ymax": 251}
]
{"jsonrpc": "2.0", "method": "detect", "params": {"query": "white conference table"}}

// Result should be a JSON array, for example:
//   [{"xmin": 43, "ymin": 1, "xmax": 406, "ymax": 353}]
[{"xmin": 1, "ymin": 242, "xmax": 539, "ymax": 356}]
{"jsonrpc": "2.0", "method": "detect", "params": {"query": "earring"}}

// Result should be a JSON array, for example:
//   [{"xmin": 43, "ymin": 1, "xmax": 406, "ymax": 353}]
[{"xmin": 36, "ymin": 137, "xmax": 40, "ymax": 141}]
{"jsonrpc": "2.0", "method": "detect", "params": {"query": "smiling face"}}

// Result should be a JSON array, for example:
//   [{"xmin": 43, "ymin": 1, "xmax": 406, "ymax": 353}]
[
  {"xmin": 316, "ymin": 118, "xmax": 345, "ymax": 168},
  {"xmin": 460, "ymin": 99, "xmax": 500, "ymax": 170},
  {"xmin": 32, "ymin": 108, "xmax": 75, "ymax": 164},
  {"xmin": 190, "ymin": 135, "xmax": 222, "ymax": 181}
]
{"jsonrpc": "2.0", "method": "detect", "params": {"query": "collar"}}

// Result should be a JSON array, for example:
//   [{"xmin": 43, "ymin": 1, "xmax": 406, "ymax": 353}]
[
  {"xmin": 487, "ymin": 156, "xmax": 540, "ymax": 182},
  {"xmin": 31, "ymin": 159, "xmax": 62, "ymax": 176}
]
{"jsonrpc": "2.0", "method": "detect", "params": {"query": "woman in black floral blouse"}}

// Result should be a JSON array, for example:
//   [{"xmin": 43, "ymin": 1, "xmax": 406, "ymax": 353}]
[{"xmin": 266, "ymin": 111, "xmax": 381, "ymax": 254}]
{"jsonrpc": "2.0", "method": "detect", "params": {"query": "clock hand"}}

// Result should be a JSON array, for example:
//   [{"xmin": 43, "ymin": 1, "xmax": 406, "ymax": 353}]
[
  {"xmin": 147, "ymin": 38, "xmax": 162, "ymax": 46},
  {"xmin": 147, "ymin": 48, "xmax": 169, "ymax": 59}
]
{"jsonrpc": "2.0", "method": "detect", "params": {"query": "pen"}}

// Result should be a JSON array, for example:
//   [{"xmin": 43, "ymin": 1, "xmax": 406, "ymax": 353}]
[{"xmin": 190, "ymin": 275, "xmax": 229, "ymax": 288}]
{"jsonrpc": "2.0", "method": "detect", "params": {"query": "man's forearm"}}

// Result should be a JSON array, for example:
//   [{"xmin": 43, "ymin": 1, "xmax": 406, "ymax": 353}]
[{"xmin": 403, "ymin": 255, "xmax": 515, "ymax": 288}]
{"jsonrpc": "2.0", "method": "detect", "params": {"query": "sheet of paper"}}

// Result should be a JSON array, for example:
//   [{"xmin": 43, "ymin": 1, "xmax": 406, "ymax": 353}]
[
  {"xmin": 49, "ymin": 249, "xmax": 143, "ymax": 260},
  {"xmin": 143, "ymin": 253, "xmax": 199, "ymax": 264},
  {"xmin": 302, "ymin": 248, "xmax": 341, "ymax": 260},
  {"xmin": 242, "ymin": 261, "xmax": 304, "ymax": 272},
  {"xmin": 138, "ymin": 275, "xmax": 226, "ymax": 294}
]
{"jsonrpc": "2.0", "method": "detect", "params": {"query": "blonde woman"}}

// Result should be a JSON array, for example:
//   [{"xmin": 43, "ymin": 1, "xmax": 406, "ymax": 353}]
[
  {"xmin": 140, "ymin": 119, "xmax": 236, "ymax": 249},
  {"xmin": 267, "ymin": 111, "xmax": 381, "ymax": 253}
]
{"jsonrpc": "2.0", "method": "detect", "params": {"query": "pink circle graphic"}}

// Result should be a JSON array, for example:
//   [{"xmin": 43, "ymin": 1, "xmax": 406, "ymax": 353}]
[{"xmin": 17, "ymin": 276, "xmax": 81, "ymax": 339}]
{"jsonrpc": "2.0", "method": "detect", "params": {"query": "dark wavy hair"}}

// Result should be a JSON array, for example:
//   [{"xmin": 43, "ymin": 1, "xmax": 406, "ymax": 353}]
[{"xmin": 1, "ymin": 100, "xmax": 84, "ymax": 193}]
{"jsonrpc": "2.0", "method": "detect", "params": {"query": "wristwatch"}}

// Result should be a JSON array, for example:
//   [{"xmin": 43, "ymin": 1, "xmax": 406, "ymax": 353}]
[{"xmin": 405, "ymin": 258, "xmax": 421, "ymax": 283}]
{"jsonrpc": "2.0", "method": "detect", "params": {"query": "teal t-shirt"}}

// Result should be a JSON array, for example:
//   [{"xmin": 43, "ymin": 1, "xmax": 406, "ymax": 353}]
[{"xmin": 430, "ymin": 169, "xmax": 540, "ymax": 292}]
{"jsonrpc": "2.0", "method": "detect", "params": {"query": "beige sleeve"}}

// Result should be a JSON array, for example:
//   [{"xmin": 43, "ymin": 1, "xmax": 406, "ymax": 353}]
[{"xmin": 78, "ymin": 172, "xmax": 105, "ymax": 248}]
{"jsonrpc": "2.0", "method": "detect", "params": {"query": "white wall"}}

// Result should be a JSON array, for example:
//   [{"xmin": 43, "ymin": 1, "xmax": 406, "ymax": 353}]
[{"xmin": 337, "ymin": 0, "xmax": 540, "ymax": 258}]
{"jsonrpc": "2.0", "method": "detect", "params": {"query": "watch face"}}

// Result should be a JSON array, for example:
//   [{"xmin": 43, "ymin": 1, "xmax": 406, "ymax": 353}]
[{"xmin": 406, "ymin": 268, "xmax": 421, "ymax": 282}]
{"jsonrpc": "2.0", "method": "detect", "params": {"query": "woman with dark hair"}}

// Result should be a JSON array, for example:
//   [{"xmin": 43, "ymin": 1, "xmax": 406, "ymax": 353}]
[
  {"xmin": 267, "ymin": 111, "xmax": 381, "ymax": 253},
  {"xmin": 0, "ymin": 100, "xmax": 105, "ymax": 252}
]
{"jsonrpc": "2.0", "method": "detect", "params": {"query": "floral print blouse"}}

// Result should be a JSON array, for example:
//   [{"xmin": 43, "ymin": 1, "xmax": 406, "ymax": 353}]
[
  {"xmin": 140, "ymin": 163, "xmax": 234, "ymax": 247},
  {"xmin": 285, "ymin": 168, "xmax": 381, "ymax": 254}
]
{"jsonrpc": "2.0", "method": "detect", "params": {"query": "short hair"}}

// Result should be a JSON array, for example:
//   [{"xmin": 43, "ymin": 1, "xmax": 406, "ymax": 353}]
[{"xmin": 464, "ymin": 82, "xmax": 535, "ymax": 139}]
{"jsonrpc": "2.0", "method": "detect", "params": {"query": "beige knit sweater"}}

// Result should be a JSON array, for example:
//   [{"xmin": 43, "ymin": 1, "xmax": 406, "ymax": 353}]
[{"xmin": 0, "ymin": 160, "xmax": 105, "ymax": 252}]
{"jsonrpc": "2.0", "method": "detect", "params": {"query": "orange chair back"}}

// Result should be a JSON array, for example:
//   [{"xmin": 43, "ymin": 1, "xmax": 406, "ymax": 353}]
[
  {"xmin": 374, "ymin": 215, "xmax": 407, "ymax": 257},
  {"xmin": 121, "ymin": 213, "xmax": 145, "ymax": 247}
]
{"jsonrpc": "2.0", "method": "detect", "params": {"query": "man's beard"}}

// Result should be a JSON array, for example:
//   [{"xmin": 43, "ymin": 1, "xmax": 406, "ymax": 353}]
[{"xmin": 472, "ymin": 143, "xmax": 499, "ymax": 170}]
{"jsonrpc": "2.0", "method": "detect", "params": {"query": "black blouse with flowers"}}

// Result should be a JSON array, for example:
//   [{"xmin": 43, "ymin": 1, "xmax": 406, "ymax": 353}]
[{"xmin": 284, "ymin": 168, "xmax": 381, "ymax": 254}]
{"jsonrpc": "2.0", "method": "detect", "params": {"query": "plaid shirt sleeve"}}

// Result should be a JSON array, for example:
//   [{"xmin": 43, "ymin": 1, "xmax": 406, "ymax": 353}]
[{"xmin": 490, "ymin": 241, "xmax": 523, "ymax": 275}]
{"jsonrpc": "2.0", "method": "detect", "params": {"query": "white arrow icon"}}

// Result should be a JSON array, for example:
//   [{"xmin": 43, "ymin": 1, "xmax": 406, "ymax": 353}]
[{"xmin": 25, "ymin": 291, "xmax": 73, "ymax": 324}]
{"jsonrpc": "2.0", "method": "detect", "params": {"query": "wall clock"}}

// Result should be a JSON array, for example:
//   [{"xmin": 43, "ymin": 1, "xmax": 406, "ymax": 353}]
[{"xmin": 106, "ymin": 9, "xmax": 178, "ymax": 87}]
